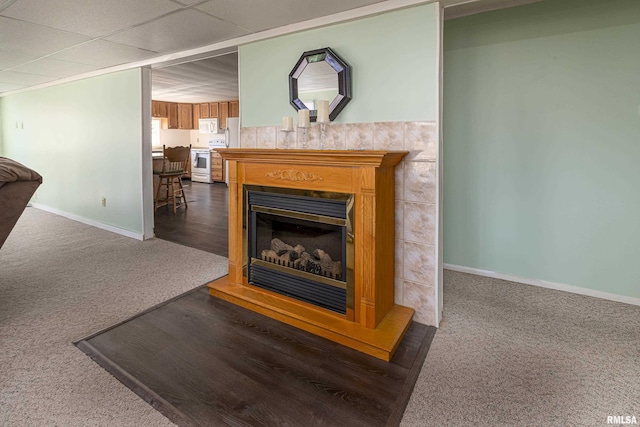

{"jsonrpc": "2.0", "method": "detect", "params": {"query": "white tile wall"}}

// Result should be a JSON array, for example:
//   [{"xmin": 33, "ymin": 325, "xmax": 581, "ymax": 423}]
[{"xmin": 240, "ymin": 120, "xmax": 438, "ymax": 325}]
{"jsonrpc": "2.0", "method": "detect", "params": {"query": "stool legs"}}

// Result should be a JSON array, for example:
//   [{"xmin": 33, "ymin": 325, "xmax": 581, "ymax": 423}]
[
  {"xmin": 154, "ymin": 175, "xmax": 187, "ymax": 213},
  {"xmin": 154, "ymin": 176, "xmax": 165, "ymax": 212},
  {"xmin": 177, "ymin": 177, "xmax": 188, "ymax": 209}
]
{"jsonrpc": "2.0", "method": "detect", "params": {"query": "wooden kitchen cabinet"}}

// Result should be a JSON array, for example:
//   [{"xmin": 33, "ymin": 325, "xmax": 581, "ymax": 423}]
[
  {"xmin": 230, "ymin": 100, "xmax": 239, "ymax": 118},
  {"xmin": 192, "ymin": 103, "xmax": 200, "ymax": 129},
  {"xmin": 167, "ymin": 103, "xmax": 178, "ymax": 129},
  {"xmin": 209, "ymin": 102, "xmax": 219, "ymax": 118},
  {"xmin": 152, "ymin": 100, "xmax": 168, "ymax": 118},
  {"xmin": 199, "ymin": 102, "xmax": 220, "ymax": 119},
  {"xmin": 199, "ymin": 103, "xmax": 210, "ymax": 118},
  {"xmin": 218, "ymin": 102, "xmax": 229, "ymax": 130},
  {"xmin": 178, "ymin": 103, "xmax": 193, "ymax": 129},
  {"xmin": 211, "ymin": 150, "xmax": 225, "ymax": 183}
]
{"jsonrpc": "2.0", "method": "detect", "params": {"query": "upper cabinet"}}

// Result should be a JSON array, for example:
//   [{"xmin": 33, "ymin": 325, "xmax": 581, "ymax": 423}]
[
  {"xmin": 152, "ymin": 100, "xmax": 168, "ymax": 118},
  {"xmin": 164, "ymin": 103, "xmax": 192, "ymax": 129},
  {"xmin": 230, "ymin": 100, "xmax": 239, "ymax": 118},
  {"xmin": 209, "ymin": 102, "xmax": 219, "ymax": 119},
  {"xmin": 167, "ymin": 103, "xmax": 178, "ymax": 129},
  {"xmin": 218, "ymin": 101, "xmax": 229, "ymax": 130},
  {"xmin": 152, "ymin": 100, "xmax": 238, "ymax": 130},
  {"xmin": 216, "ymin": 100, "xmax": 239, "ymax": 129},
  {"xmin": 199, "ymin": 103, "xmax": 210, "ymax": 118},
  {"xmin": 177, "ymin": 104, "xmax": 192, "ymax": 130},
  {"xmin": 192, "ymin": 103, "xmax": 200, "ymax": 129}
]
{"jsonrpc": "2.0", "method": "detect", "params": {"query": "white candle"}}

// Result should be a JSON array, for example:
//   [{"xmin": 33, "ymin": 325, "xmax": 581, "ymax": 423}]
[
  {"xmin": 282, "ymin": 116, "xmax": 293, "ymax": 131},
  {"xmin": 317, "ymin": 100, "xmax": 329, "ymax": 123},
  {"xmin": 298, "ymin": 109, "xmax": 310, "ymax": 127}
]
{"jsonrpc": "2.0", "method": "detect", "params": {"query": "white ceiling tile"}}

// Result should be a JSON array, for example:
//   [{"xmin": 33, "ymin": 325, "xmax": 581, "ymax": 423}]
[
  {"xmin": 105, "ymin": 9, "xmax": 250, "ymax": 53},
  {"xmin": 10, "ymin": 58, "xmax": 99, "ymax": 78},
  {"xmin": 1, "ymin": 0, "xmax": 183, "ymax": 38},
  {"xmin": 0, "ymin": 16, "xmax": 90, "ymax": 56},
  {"xmin": 50, "ymin": 40, "xmax": 159, "ymax": 68},
  {"xmin": 195, "ymin": 0, "xmax": 384, "ymax": 32},
  {"xmin": 0, "ymin": 82, "xmax": 26, "ymax": 93},
  {"xmin": 0, "ymin": 49, "xmax": 37, "ymax": 70},
  {"xmin": 0, "ymin": 71, "xmax": 59, "ymax": 86}
]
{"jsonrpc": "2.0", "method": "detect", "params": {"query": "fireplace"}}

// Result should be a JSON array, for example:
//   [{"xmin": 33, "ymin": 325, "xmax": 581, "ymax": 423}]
[
  {"xmin": 245, "ymin": 185, "xmax": 354, "ymax": 316},
  {"xmin": 208, "ymin": 149, "xmax": 413, "ymax": 361}
]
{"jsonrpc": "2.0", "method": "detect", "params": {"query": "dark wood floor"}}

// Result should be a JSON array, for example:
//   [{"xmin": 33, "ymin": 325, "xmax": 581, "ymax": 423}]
[
  {"xmin": 154, "ymin": 179, "xmax": 229, "ymax": 257},
  {"xmin": 76, "ymin": 287, "xmax": 435, "ymax": 427}
]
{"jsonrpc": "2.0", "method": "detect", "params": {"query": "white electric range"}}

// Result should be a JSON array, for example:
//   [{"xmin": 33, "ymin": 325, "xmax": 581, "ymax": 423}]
[{"xmin": 190, "ymin": 137, "xmax": 226, "ymax": 183}]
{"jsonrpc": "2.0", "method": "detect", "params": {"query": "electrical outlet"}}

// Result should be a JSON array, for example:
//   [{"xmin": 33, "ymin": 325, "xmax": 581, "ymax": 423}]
[{"xmin": 101, "ymin": 197, "xmax": 106, "ymax": 207}]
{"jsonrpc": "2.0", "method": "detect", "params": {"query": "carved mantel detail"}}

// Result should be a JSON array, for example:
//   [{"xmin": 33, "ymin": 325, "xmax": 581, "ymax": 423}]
[{"xmin": 265, "ymin": 169, "xmax": 324, "ymax": 182}]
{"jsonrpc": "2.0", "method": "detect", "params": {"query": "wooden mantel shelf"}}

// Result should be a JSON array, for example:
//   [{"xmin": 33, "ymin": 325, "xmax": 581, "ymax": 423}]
[
  {"xmin": 207, "ymin": 148, "xmax": 413, "ymax": 361},
  {"xmin": 215, "ymin": 148, "xmax": 407, "ymax": 167}
]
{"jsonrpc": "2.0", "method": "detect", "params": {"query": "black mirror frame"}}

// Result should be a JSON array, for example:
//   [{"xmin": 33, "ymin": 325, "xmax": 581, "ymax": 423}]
[{"xmin": 289, "ymin": 47, "xmax": 352, "ymax": 122}]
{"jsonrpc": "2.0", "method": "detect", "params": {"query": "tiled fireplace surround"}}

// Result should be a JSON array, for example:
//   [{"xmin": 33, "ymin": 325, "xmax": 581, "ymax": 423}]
[{"xmin": 240, "ymin": 121, "xmax": 437, "ymax": 325}]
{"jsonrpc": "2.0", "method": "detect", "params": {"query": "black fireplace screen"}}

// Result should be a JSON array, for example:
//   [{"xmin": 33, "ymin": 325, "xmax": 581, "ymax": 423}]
[{"xmin": 245, "ymin": 185, "xmax": 353, "ymax": 314}]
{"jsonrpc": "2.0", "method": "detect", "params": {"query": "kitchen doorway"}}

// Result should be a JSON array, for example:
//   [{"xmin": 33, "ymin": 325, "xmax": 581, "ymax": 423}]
[{"xmin": 149, "ymin": 52, "xmax": 239, "ymax": 257}]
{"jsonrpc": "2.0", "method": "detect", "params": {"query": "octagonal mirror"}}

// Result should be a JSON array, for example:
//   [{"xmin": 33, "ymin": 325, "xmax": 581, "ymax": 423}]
[{"xmin": 289, "ymin": 47, "xmax": 352, "ymax": 122}]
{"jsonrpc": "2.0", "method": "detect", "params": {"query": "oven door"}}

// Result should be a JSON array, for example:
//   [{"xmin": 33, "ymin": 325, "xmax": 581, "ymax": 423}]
[{"xmin": 191, "ymin": 150, "xmax": 212, "ymax": 183}]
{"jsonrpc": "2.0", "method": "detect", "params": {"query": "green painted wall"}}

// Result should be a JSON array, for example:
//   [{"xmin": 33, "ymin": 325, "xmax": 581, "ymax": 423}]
[
  {"xmin": 443, "ymin": 0, "xmax": 640, "ymax": 299},
  {"xmin": 239, "ymin": 4, "xmax": 439, "ymax": 126},
  {"xmin": 0, "ymin": 69, "xmax": 145, "ymax": 234}
]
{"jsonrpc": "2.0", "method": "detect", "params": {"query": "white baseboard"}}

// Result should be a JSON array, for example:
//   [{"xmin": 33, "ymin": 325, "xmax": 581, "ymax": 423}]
[
  {"xmin": 30, "ymin": 204, "xmax": 145, "ymax": 241},
  {"xmin": 444, "ymin": 263, "xmax": 640, "ymax": 307}
]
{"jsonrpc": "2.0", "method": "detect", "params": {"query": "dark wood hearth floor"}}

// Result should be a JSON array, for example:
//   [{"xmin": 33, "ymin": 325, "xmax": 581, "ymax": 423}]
[
  {"xmin": 154, "ymin": 180, "xmax": 229, "ymax": 257},
  {"xmin": 76, "ymin": 287, "xmax": 435, "ymax": 427}
]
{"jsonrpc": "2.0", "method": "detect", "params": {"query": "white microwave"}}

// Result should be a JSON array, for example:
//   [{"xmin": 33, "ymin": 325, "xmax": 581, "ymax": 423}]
[{"xmin": 199, "ymin": 118, "xmax": 219, "ymax": 134}]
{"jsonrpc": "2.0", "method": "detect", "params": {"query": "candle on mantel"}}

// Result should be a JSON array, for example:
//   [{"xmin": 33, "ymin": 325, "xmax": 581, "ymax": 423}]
[
  {"xmin": 282, "ymin": 116, "xmax": 293, "ymax": 131},
  {"xmin": 317, "ymin": 100, "xmax": 329, "ymax": 123},
  {"xmin": 298, "ymin": 109, "xmax": 310, "ymax": 127}
]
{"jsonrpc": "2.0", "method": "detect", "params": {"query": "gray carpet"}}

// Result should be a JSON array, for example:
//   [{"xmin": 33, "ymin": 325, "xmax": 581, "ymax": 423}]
[
  {"xmin": 401, "ymin": 270, "xmax": 640, "ymax": 427},
  {"xmin": 0, "ymin": 208, "xmax": 227, "ymax": 426},
  {"xmin": 2, "ymin": 208, "xmax": 639, "ymax": 426}
]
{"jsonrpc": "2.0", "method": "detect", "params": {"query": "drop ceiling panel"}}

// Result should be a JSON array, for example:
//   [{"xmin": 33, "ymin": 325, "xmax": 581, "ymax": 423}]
[
  {"xmin": 0, "ymin": 16, "xmax": 91, "ymax": 56},
  {"xmin": 105, "ymin": 9, "xmax": 250, "ymax": 53},
  {"xmin": 0, "ymin": 0, "xmax": 183, "ymax": 38},
  {"xmin": 49, "ymin": 40, "xmax": 159, "ymax": 68},
  {"xmin": 0, "ymin": 71, "xmax": 59, "ymax": 86},
  {"xmin": 0, "ymin": 49, "xmax": 37, "ymax": 70},
  {"xmin": 0, "ymin": 82, "xmax": 26, "ymax": 92},
  {"xmin": 195, "ymin": 0, "xmax": 385, "ymax": 32},
  {"xmin": 10, "ymin": 58, "xmax": 99, "ymax": 78}
]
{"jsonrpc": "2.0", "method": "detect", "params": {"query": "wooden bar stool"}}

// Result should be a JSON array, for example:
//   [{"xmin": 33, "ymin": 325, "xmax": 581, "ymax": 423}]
[{"xmin": 154, "ymin": 145, "xmax": 191, "ymax": 214}]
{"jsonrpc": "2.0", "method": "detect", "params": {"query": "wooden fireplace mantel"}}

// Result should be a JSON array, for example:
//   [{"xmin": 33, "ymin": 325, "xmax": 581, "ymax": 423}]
[
  {"xmin": 211, "ymin": 148, "xmax": 408, "ymax": 167},
  {"xmin": 207, "ymin": 148, "xmax": 414, "ymax": 361}
]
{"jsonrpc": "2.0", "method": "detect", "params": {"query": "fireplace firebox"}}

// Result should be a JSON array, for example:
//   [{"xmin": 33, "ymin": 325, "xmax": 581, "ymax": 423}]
[
  {"xmin": 208, "ymin": 149, "xmax": 413, "ymax": 361},
  {"xmin": 245, "ymin": 186, "xmax": 354, "ymax": 316}
]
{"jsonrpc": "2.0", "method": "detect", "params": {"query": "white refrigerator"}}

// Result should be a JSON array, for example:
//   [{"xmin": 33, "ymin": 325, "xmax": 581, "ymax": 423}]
[{"xmin": 224, "ymin": 117, "xmax": 240, "ymax": 184}]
